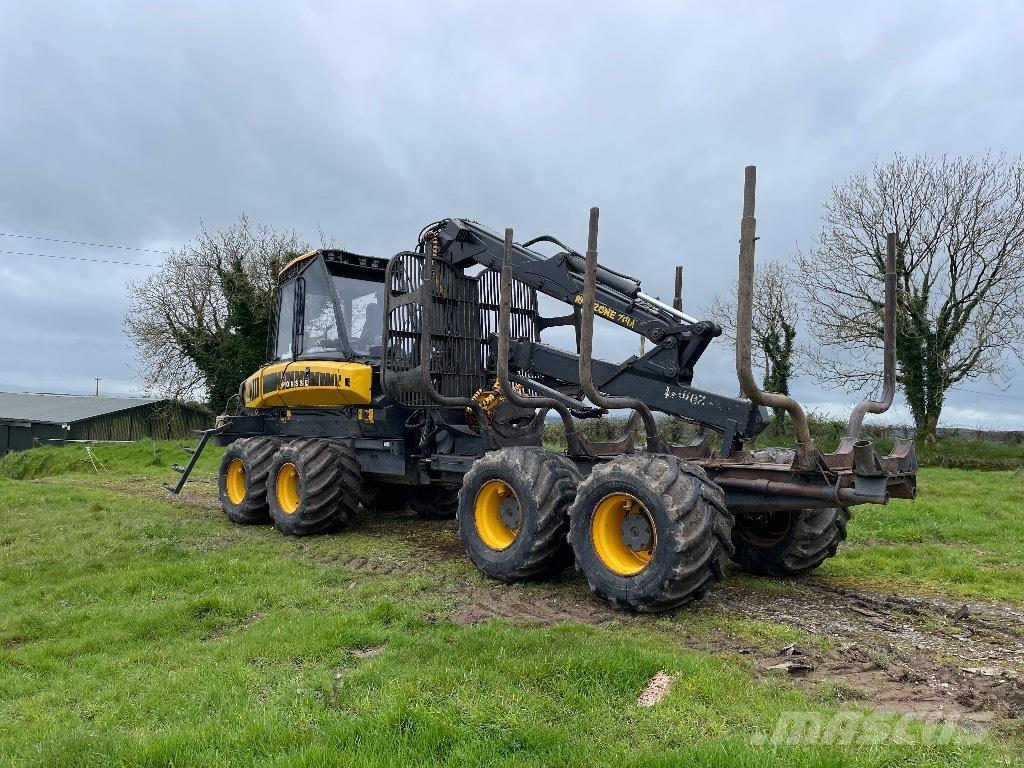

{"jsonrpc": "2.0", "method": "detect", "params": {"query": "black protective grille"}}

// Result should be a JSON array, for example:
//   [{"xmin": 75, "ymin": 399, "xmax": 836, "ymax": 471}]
[
  {"xmin": 476, "ymin": 268, "xmax": 539, "ymax": 352},
  {"xmin": 382, "ymin": 252, "xmax": 537, "ymax": 407}
]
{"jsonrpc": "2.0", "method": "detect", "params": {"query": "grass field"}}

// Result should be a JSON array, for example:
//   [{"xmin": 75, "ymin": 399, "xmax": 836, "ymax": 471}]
[
  {"xmin": 830, "ymin": 468, "xmax": 1024, "ymax": 602},
  {"xmin": 0, "ymin": 441, "xmax": 1022, "ymax": 766}
]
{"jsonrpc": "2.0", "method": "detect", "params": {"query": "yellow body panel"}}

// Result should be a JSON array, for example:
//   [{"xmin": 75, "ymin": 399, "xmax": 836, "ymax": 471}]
[
  {"xmin": 243, "ymin": 360, "xmax": 372, "ymax": 409},
  {"xmin": 277, "ymin": 250, "xmax": 318, "ymax": 276}
]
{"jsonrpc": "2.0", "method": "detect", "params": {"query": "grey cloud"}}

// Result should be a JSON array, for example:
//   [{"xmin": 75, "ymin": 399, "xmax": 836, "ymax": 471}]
[{"xmin": 1, "ymin": 1, "xmax": 1021, "ymax": 423}]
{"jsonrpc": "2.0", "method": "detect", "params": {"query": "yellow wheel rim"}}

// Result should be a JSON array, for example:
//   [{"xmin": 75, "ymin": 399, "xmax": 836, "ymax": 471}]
[
  {"xmin": 225, "ymin": 458, "xmax": 246, "ymax": 505},
  {"xmin": 276, "ymin": 462, "xmax": 301, "ymax": 515},
  {"xmin": 474, "ymin": 479, "xmax": 521, "ymax": 551},
  {"xmin": 591, "ymin": 493, "xmax": 657, "ymax": 576}
]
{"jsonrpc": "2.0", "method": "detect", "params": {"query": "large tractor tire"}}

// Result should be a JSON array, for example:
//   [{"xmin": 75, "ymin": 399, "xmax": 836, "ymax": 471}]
[
  {"xmin": 458, "ymin": 447, "xmax": 581, "ymax": 582},
  {"xmin": 731, "ymin": 507, "xmax": 850, "ymax": 577},
  {"xmin": 568, "ymin": 454, "xmax": 733, "ymax": 613},
  {"xmin": 218, "ymin": 436, "xmax": 279, "ymax": 524},
  {"xmin": 408, "ymin": 486, "xmax": 461, "ymax": 520},
  {"xmin": 267, "ymin": 439, "xmax": 363, "ymax": 536}
]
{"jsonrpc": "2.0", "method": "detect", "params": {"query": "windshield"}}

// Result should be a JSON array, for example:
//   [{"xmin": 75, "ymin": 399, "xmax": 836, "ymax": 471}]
[
  {"xmin": 273, "ymin": 259, "xmax": 385, "ymax": 360},
  {"xmin": 301, "ymin": 263, "xmax": 343, "ymax": 355}
]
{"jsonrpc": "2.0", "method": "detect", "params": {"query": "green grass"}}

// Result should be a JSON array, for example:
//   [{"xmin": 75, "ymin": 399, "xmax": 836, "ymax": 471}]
[
  {"xmin": 914, "ymin": 439, "xmax": 1024, "ymax": 471},
  {"xmin": 0, "ymin": 439, "xmax": 225, "ymax": 481},
  {"xmin": 0, "ymin": 442, "xmax": 1022, "ymax": 765},
  {"xmin": 821, "ymin": 468, "xmax": 1024, "ymax": 602}
]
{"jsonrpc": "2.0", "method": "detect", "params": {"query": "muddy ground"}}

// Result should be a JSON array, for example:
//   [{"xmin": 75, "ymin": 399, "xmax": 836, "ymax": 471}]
[
  {"xmin": 87, "ymin": 476, "xmax": 1024, "ymax": 732},
  {"xmin": 449, "ymin": 555, "xmax": 1024, "ymax": 729}
]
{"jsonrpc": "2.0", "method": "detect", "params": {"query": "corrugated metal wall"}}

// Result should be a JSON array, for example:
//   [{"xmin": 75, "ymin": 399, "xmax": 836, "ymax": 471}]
[
  {"xmin": 67, "ymin": 402, "xmax": 212, "ymax": 441},
  {"xmin": 0, "ymin": 402, "xmax": 212, "ymax": 453},
  {"xmin": 0, "ymin": 422, "xmax": 63, "ymax": 453}
]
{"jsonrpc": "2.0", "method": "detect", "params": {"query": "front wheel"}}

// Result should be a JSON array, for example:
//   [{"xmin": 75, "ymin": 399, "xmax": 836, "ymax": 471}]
[
  {"xmin": 568, "ymin": 454, "xmax": 733, "ymax": 613},
  {"xmin": 731, "ymin": 507, "xmax": 850, "ymax": 576},
  {"xmin": 267, "ymin": 439, "xmax": 363, "ymax": 536},
  {"xmin": 218, "ymin": 437, "xmax": 279, "ymax": 524}
]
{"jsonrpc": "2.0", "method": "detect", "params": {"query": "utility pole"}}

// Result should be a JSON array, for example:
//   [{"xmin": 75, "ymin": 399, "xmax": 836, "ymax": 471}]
[
  {"xmin": 673, "ymin": 266, "xmax": 684, "ymax": 311},
  {"xmin": 95, "ymin": 378, "xmax": 102, "ymax": 397}
]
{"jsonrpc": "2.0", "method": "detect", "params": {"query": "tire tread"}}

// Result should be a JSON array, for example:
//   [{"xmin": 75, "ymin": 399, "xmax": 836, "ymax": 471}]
[
  {"xmin": 569, "ymin": 454, "xmax": 733, "ymax": 613},
  {"xmin": 218, "ymin": 436, "xmax": 280, "ymax": 524},
  {"xmin": 267, "ymin": 438, "xmax": 363, "ymax": 536},
  {"xmin": 732, "ymin": 506, "xmax": 850, "ymax": 576},
  {"xmin": 458, "ymin": 447, "xmax": 581, "ymax": 581}
]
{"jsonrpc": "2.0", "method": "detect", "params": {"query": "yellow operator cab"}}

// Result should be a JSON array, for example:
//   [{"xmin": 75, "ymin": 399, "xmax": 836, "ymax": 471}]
[{"xmin": 242, "ymin": 249, "xmax": 389, "ymax": 409}]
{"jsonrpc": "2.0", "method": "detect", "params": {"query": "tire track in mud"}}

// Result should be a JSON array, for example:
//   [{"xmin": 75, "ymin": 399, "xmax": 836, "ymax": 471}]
[
  {"xmin": 704, "ymin": 579, "xmax": 1024, "ymax": 722},
  {"xmin": 705, "ymin": 579, "xmax": 1024, "ymax": 668},
  {"xmin": 452, "ymin": 588, "xmax": 623, "ymax": 627},
  {"xmin": 333, "ymin": 554, "xmax": 422, "ymax": 576}
]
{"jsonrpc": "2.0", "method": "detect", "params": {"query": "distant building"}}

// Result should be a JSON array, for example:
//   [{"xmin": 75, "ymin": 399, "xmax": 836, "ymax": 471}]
[{"xmin": 0, "ymin": 392, "xmax": 212, "ymax": 454}]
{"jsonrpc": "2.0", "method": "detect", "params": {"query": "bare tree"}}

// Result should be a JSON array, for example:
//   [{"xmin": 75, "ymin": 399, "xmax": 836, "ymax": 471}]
[
  {"xmin": 798, "ymin": 153, "xmax": 1024, "ymax": 441},
  {"xmin": 708, "ymin": 260, "xmax": 800, "ymax": 432},
  {"xmin": 125, "ymin": 214, "xmax": 310, "ymax": 406}
]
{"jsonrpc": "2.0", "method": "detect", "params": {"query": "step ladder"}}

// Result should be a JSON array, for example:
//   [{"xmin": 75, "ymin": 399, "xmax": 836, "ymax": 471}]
[{"xmin": 162, "ymin": 427, "xmax": 223, "ymax": 494}]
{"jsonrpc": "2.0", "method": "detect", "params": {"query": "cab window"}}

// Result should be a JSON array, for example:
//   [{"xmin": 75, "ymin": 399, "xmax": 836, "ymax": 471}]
[
  {"xmin": 331, "ymin": 274, "xmax": 384, "ymax": 356},
  {"xmin": 299, "ymin": 261, "xmax": 344, "ymax": 356},
  {"xmin": 274, "ymin": 280, "xmax": 296, "ymax": 359}
]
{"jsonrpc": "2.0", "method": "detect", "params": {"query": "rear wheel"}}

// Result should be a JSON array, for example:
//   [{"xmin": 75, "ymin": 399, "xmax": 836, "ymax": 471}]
[
  {"xmin": 731, "ymin": 507, "xmax": 850, "ymax": 576},
  {"xmin": 568, "ymin": 454, "xmax": 733, "ymax": 613},
  {"xmin": 458, "ymin": 447, "xmax": 581, "ymax": 582},
  {"xmin": 267, "ymin": 439, "xmax": 362, "ymax": 536},
  {"xmin": 408, "ymin": 486, "xmax": 461, "ymax": 520},
  {"xmin": 218, "ymin": 437, "xmax": 279, "ymax": 524}
]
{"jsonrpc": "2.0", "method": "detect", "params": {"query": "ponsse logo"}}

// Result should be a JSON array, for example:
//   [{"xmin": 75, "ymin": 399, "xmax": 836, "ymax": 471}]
[{"xmin": 264, "ymin": 369, "xmax": 340, "ymax": 393}]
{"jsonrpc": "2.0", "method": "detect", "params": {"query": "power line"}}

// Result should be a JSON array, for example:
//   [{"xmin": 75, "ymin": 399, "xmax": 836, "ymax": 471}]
[
  {"xmin": 0, "ymin": 231, "xmax": 172, "ymax": 255},
  {"xmin": 0, "ymin": 248, "xmax": 157, "ymax": 268},
  {"xmin": 950, "ymin": 386, "xmax": 1024, "ymax": 402}
]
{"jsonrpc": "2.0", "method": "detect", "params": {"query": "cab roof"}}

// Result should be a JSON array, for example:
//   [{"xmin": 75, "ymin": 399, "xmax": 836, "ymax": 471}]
[{"xmin": 277, "ymin": 248, "xmax": 389, "ymax": 284}]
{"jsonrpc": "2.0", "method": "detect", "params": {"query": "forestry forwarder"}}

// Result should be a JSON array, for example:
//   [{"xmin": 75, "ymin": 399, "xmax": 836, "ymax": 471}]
[{"xmin": 167, "ymin": 167, "xmax": 916, "ymax": 612}]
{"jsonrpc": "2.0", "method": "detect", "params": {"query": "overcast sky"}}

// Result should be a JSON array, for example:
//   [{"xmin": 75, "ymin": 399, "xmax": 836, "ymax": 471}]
[{"xmin": 1, "ymin": 1, "xmax": 1022, "ymax": 428}]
